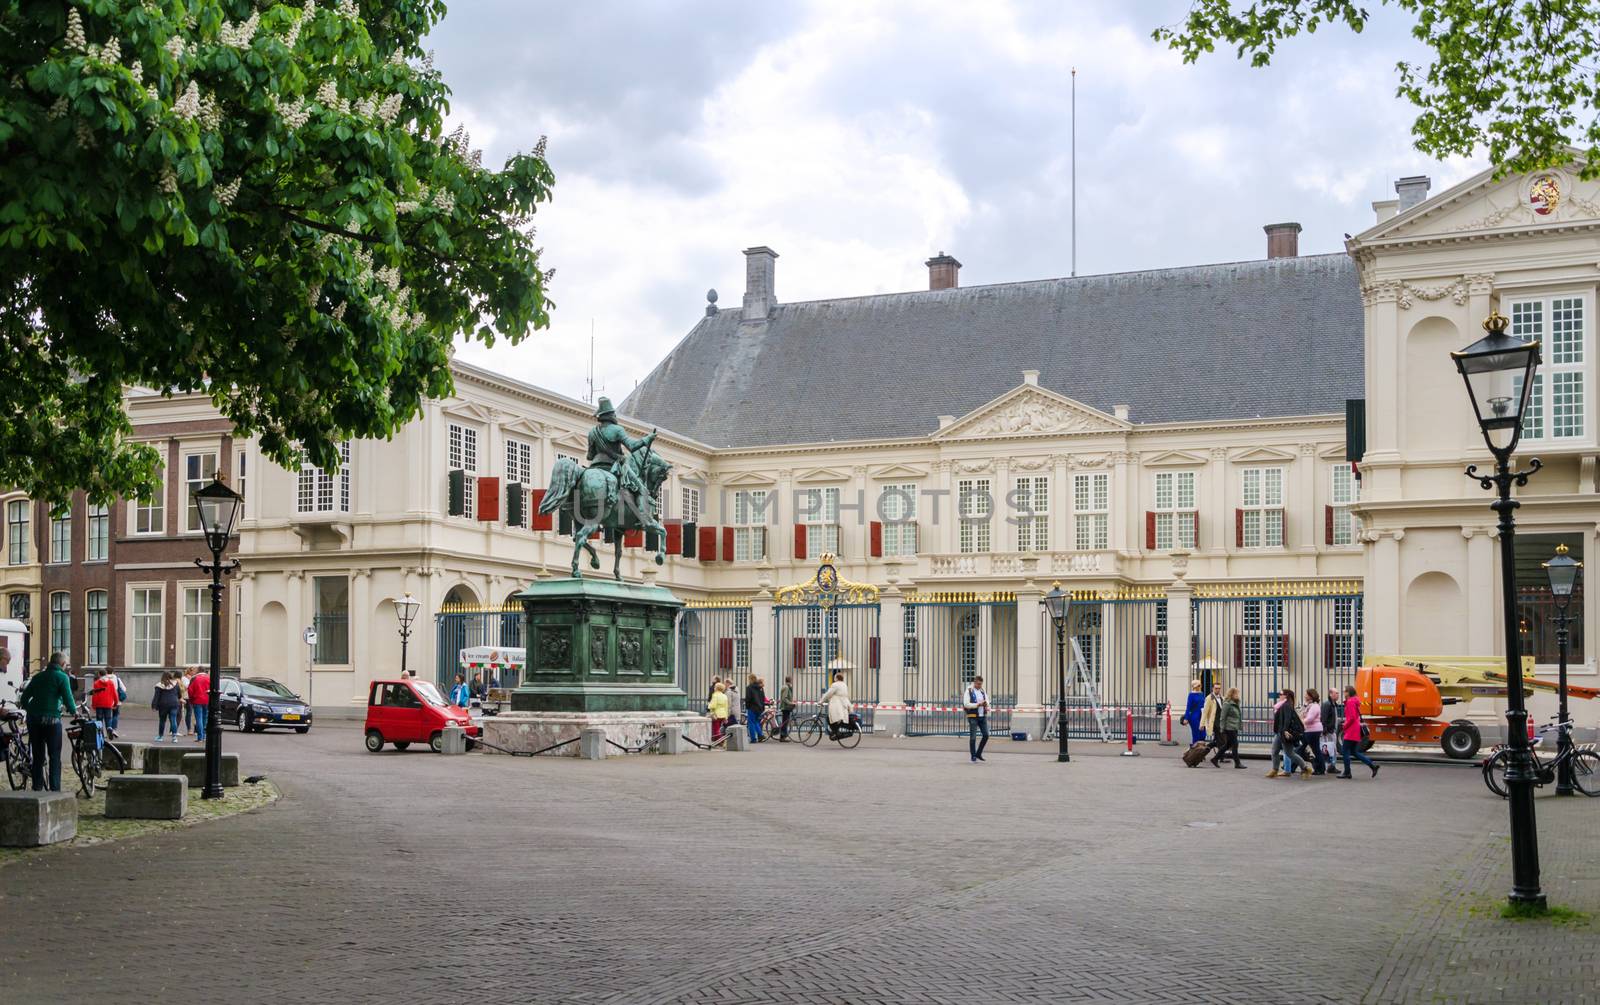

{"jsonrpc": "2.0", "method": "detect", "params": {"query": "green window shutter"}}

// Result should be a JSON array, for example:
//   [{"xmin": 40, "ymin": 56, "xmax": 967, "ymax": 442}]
[
  {"xmin": 507, "ymin": 483, "xmax": 525, "ymax": 527},
  {"xmin": 448, "ymin": 469, "xmax": 466, "ymax": 516}
]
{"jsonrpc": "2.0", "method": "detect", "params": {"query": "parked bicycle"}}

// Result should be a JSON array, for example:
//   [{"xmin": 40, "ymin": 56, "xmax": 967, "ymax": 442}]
[
  {"xmin": 2, "ymin": 700, "xmax": 30, "ymax": 790},
  {"xmin": 795, "ymin": 708, "xmax": 863, "ymax": 749},
  {"xmin": 1481, "ymin": 716, "xmax": 1599, "ymax": 798},
  {"xmin": 67, "ymin": 701, "xmax": 128, "ymax": 798}
]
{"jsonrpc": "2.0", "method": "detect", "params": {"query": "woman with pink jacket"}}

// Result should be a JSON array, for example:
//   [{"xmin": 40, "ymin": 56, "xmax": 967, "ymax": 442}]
[{"xmin": 1339, "ymin": 684, "xmax": 1380, "ymax": 779}]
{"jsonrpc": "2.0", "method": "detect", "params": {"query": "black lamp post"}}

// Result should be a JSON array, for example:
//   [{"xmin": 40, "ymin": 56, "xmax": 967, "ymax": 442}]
[
  {"xmin": 192, "ymin": 475, "xmax": 243, "ymax": 801},
  {"xmin": 1543, "ymin": 544, "xmax": 1582, "ymax": 797},
  {"xmin": 1452, "ymin": 310, "xmax": 1545, "ymax": 909},
  {"xmin": 1043, "ymin": 582, "xmax": 1070, "ymax": 763},
  {"xmin": 395, "ymin": 593, "xmax": 420, "ymax": 677}
]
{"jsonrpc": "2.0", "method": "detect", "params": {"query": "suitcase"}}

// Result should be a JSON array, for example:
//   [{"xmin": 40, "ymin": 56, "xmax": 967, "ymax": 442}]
[{"xmin": 1182, "ymin": 742, "xmax": 1209, "ymax": 768}]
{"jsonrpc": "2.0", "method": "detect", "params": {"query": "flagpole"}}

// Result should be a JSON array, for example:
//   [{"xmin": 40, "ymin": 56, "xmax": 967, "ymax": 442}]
[{"xmin": 1071, "ymin": 66, "xmax": 1077, "ymax": 278}]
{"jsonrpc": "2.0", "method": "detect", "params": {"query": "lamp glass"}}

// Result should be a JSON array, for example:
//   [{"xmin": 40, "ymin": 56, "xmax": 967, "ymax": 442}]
[
  {"xmin": 1452, "ymin": 318, "xmax": 1541, "ymax": 453},
  {"xmin": 1543, "ymin": 548, "xmax": 1582, "ymax": 598},
  {"xmin": 192, "ymin": 476, "xmax": 243, "ymax": 552},
  {"xmin": 1042, "ymin": 584, "xmax": 1067, "ymax": 623},
  {"xmin": 394, "ymin": 593, "xmax": 421, "ymax": 628}
]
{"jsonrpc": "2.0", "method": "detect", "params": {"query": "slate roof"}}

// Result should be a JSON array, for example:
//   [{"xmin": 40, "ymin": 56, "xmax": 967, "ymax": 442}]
[{"xmin": 622, "ymin": 253, "xmax": 1364, "ymax": 448}]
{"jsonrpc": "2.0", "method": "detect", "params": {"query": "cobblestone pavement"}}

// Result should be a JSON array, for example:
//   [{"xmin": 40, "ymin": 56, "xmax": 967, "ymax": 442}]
[{"xmin": 2, "ymin": 716, "xmax": 1595, "ymax": 1004}]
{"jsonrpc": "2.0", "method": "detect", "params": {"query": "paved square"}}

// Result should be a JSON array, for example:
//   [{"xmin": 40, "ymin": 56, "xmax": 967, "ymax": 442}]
[{"xmin": 2, "ymin": 719, "xmax": 1595, "ymax": 1004}]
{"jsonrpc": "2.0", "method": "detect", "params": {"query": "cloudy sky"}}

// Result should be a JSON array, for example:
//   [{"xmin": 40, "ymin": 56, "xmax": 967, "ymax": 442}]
[{"xmin": 426, "ymin": 0, "xmax": 1483, "ymax": 404}]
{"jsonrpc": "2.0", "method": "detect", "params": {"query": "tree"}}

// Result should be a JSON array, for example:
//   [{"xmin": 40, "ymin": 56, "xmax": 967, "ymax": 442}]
[
  {"xmin": 0, "ymin": 0, "xmax": 554, "ymax": 505},
  {"xmin": 1154, "ymin": 1, "xmax": 1600, "ymax": 179}
]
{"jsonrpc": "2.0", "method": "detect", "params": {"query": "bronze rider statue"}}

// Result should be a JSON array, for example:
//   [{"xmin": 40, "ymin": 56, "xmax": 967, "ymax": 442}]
[{"xmin": 586, "ymin": 397, "xmax": 656, "ymax": 517}]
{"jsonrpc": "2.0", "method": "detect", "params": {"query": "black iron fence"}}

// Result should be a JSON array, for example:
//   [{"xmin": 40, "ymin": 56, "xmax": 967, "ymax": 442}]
[
  {"xmin": 679, "ymin": 602, "xmax": 754, "ymax": 715},
  {"xmin": 773, "ymin": 602, "xmax": 880, "ymax": 729},
  {"xmin": 903, "ymin": 593, "xmax": 1017, "ymax": 735},
  {"xmin": 434, "ymin": 604, "xmax": 524, "ymax": 688}
]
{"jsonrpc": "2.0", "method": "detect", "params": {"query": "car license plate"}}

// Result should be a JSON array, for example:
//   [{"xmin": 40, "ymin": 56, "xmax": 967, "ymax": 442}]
[{"xmin": 281, "ymin": 713, "xmax": 301, "ymax": 721}]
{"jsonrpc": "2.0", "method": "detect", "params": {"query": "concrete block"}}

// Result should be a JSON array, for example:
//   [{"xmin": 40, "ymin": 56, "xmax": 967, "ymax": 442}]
[
  {"xmin": 144, "ymin": 744, "xmax": 206, "ymax": 775},
  {"xmin": 109, "ymin": 741, "xmax": 149, "ymax": 773},
  {"xmin": 657, "ymin": 723, "xmax": 685, "ymax": 755},
  {"xmin": 440, "ymin": 725, "xmax": 467, "ymax": 754},
  {"xmin": 579, "ymin": 726, "xmax": 608, "ymax": 760},
  {"xmin": 178, "ymin": 753, "xmax": 240, "ymax": 788},
  {"xmin": 0, "ymin": 791, "xmax": 78, "ymax": 847},
  {"xmin": 725, "ymin": 727, "xmax": 749, "ymax": 752},
  {"xmin": 105, "ymin": 774, "xmax": 188, "ymax": 820}
]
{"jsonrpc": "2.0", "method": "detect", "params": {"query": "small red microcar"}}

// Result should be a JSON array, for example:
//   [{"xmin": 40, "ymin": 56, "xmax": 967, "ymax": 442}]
[{"xmin": 364, "ymin": 678, "xmax": 481, "ymax": 753}]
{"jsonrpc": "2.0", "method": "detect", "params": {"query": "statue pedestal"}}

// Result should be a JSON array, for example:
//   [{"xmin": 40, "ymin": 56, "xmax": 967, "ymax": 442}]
[{"xmin": 480, "ymin": 710, "xmax": 709, "ymax": 757}]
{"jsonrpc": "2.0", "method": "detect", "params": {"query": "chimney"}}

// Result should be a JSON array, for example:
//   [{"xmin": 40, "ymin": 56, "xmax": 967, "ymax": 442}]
[
  {"xmin": 1371, "ymin": 199, "xmax": 1400, "ymax": 225},
  {"xmin": 926, "ymin": 252, "xmax": 962, "ymax": 290},
  {"xmin": 1395, "ymin": 175, "xmax": 1431, "ymax": 212},
  {"xmin": 741, "ymin": 246, "xmax": 777, "ymax": 321},
  {"xmin": 1264, "ymin": 222, "xmax": 1301, "ymax": 259}
]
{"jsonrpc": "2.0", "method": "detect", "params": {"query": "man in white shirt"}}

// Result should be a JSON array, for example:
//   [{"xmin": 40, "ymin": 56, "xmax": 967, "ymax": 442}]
[{"xmin": 965, "ymin": 675, "xmax": 990, "ymax": 763}]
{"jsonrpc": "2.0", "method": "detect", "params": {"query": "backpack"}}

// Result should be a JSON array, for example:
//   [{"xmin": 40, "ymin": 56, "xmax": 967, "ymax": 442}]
[{"xmin": 114, "ymin": 675, "xmax": 127, "ymax": 702}]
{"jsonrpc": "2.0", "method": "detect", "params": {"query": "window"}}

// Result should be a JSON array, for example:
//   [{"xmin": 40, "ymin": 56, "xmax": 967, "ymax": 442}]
[
  {"xmin": 1154, "ymin": 471, "xmax": 1197, "ymax": 550},
  {"xmin": 1073, "ymin": 473, "xmax": 1109, "ymax": 550},
  {"xmin": 902, "ymin": 605, "xmax": 918, "ymax": 669},
  {"xmin": 237, "ymin": 450, "xmax": 248, "ymax": 518},
  {"xmin": 8, "ymin": 500, "xmax": 30, "ymax": 564},
  {"xmin": 732, "ymin": 490, "xmax": 768, "ymax": 562},
  {"xmin": 1240, "ymin": 599, "xmax": 1285, "ymax": 668},
  {"xmin": 733, "ymin": 608, "xmax": 751, "ymax": 669},
  {"xmin": 86, "ymin": 503, "xmax": 108, "ymax": 561},
  {"xmin": 1511, "ymin": 296, "xmax": 1586, "ymax": 440},
  {"xmin": 1014, "ymin": 476, "xmax": 1049, "ymax": 552},
  {"xmin": 879, "ymin": 483, "xmax": 918, "ymax": 557},
  {"xmin": 1241, "ymin": 467, "xmax": 1284, "ymax": 548},
  {"xmin": 1516, "ymin": 532, "xmax": 1585, "ymax": 663},
  {"xmin": 679, "ymin": 485, "xmax": 702, "ymax": 524},
  {"xmin": 85, "ymin": 591, "xmax": 108, "ymax": 666},
  {"xmin": 1329, "ymin": 596, "xmax": 1364, "ymax": 670},
  {"xmin": 1330, "ymin": 464, "xmax": 1359, "ymax": 546},
  {"xmin": 505, "ymin": 437, "xmax": 534, "ymax": 485},
  {"xmin": 958, "ymin": 611, "xmax": 979, "ymax": 685},
  {"xmin": 297, "ymin": 442, "xmax": 351, "ymax": 514},
  {"xmin": 957, "ymin": 479, "xmax": 991, "ymax": 554},
  {"xmin": 182, "ymin": 586, "xmax": 212, "ymax": 665},
  {"xmin": 131, "ymin": 586, "xmax": 163, "ymax": 666},
  {"xmin": 448, "ymin": 424, "xmax": 478, "ymax": 516},
  {"xmin": 804, "ymin": 607, "xmax": 839, "ymax": 668},
  {"xmin": 802, "ymin": 487, "xmax": 841, "ymax": 559},
  {"xmin": 184, "ymin": 451, "xmax": 219, "ymax": 531},
  {"xmin": 49, "ymin": 592, "xmax": 70, "ymax": 664},
  {"xmin": 135, "ymin": 463, "xmax": 164, "ymax": 534},
  {"xmin": 49, "ymin": 510, "xmax": 71, "ymax": 564},
  {"xmin": 313, "ymin": 575, "xmax": 350, "ymax": 664},
  {"xmin": 1154, "ymin": 599, "xmax": 1168, "ymax": 668}
]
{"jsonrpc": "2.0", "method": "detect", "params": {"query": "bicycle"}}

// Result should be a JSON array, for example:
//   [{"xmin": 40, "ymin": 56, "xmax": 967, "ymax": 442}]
[
  {"xmin": 1481, "ymin": 717, "xmax": 1599, "ymax": 798},
  {"xmin": 795, "ymin": 708, "xmax": 863, "ymax": 749},
  {"xmin": 67, "ymin": 702, "xmax": 128, "ymax": 798},
  {"xmin": 2, "ymin": 700, "xmax": 30, "ymax": 790}
]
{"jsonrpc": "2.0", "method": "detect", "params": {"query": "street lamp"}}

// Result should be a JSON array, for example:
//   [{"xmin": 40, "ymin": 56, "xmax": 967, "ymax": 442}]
[
  {"xmin": 191, "ymin": 475, "xmax": 243, "ymax": 801},
  {"xmin": 1043, "ymin": 581, "xmax": 1070, "ymax": 763},
  {"xmin": 394, "ymin": 593, "xmax": 421, "ymax": 677},
  {"xmin": 1543, "ymin": 544, "xmax": 1582, "ymax": 797},
  {"xmin": 1452, "ymin": 310, "xmax": 1546, "ymax": 909}
]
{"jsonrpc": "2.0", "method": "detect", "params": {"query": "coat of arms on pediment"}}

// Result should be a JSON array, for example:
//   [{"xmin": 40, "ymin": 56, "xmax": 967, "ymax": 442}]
[
  {"xmin": 1360, "ymin": 164, "xmax": 1600, "ymax": 243},
  {"xmin": 937, "ymin": 386, "xmax": 1124, "ymax": 440}
]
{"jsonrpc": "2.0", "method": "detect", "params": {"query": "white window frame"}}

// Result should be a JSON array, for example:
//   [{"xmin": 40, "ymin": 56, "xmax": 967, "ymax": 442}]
[
  {"xmin": 957, "ymin": 479, "xmax": 991, "ymax": 554},
  {"xmin": 181, "ymin": 583, "xmax": 211, "ymax": 666},
  {"xmin": 1014, "ymin": 476, "xmax": 1049, "ymax": 553},
  {"xmin": 1510, "ymin": 294, "xmax": 1588, "ymax": 442},
  {"xmin": 803, "ymin": 487, "xmax": 841, "ymax": 559},
  {"xmin": 1073, "ymin": 473, "xmax": 1109, "ymax": 551},
  {"xmin": 733, "ymin": 608, "xmax": 751, "ymax": 669},
  {"xmin": 879, "ymin": 483, "xmax": 918, "ymax": 557},
  {"xmin": 236, "ymin": 448, "xmax": 248, "ymax": 519},
  {"xmin": 679, "ymin": 485, "xmax": 702, "ymax": 524},
  {"xmin": 448, "ymin": 423, "xmax": 479, "ymax": 517},
  {"xmin": 505, "ymin": 437, "xmax": 534, "ymax": 485},
  {"xmin": 85, "ymin": 590, "xmax": 108, "ymax": 667},
  {"xmin": 804, "ymin": 606, "xmax": 839, "ymax": 668},
  {"xmin": 1331, "ymin": 596, "xmax": 1364, "ymax": 670},
  {"xmin": 49, "ymin": 510, "xmax": 71, "ymax": 564},
  {"xmin": 86, "ymin": 502, "xmax": 109, "ymax": 562},
  {"xmin": 49, "ymin": 591, "xmax": 71, "ymax": 664},
  {"xmin": 1241, "ymin": 598, "xmax": 1286, "ymax": 669},
  {"xmin": 297, "ymin": 442, "xmax": 352, "ymax": 515},
  {"xmin": 7, "ymin": 500, "xmax": 29, "ymax": 565},
  {"xmin": 133, "ymin": 463, "xmax": 164, "ymax": 536},
  {"xmin": 1330, "ymin": 464, "xmax": 1359, "ymax": 547},
  {"xmin": 732, "ymin": 489, "xmax": 769, "ymax": 562},
  {"xmin": 902, "ymin": 605, "xmax": 918, "ymax": 670},
  {"xmin": 1240, "ymin": 467, "xmax": 1285, "ymax": 549},
  {"xmin": 1154, "ymin": 471, "xmax": 1197, "ymax": 551},
  {"xmin": 183, "ymin": 449, "xmax": 219, "ymax": 533},
  {"xmin": 129, "ymin": 584, "xmax": 164, "ymax": 668}
]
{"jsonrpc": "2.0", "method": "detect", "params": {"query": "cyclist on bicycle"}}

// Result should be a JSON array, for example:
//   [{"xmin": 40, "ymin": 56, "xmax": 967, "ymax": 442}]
[
  {"xmin": 18, "ymin": 651, "xmax": 76, "ymax": 792},
  {"xmin": 821, "ymin": 671, "xmax": 851, "ymax": 740}
]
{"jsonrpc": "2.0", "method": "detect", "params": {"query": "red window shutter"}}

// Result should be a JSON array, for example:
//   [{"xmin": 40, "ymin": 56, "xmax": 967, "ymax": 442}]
[
  {"xmin": 665, "ymin": 519, "xmax": 683, "ymax": 555},
  {"xmin": 1232, "ymin": 634, "xmax": 1244, "ymax": 668},
  {"xmin": 476, "ymin": 477, "xmax": 500, "ymax": 521},
  {"xmin": 718, "ymin": 638, "xmax": 733, "ymax": 670},
  {"xmin": 1278, "ymin": 634, "xmax": 1290, "ymax": 667},
  {"xmin": 792, "ymin": 637, "xmax": 806, "ymax": 669},
  {"xmin": 870, "ymin": 521, "xmax": 883, "ymax": 558},
  {"xmin": 1192, "ymin": 511, "xmax": 1200, "ymax": 548},
  {"xmin": 1235, "ymin": 509, "xmax": 1244, "ymax": 549},
  {"xmin": 698, "ymin": 525, "xmax": 717, "ymax": 562},
  {"xmin": 869, "ymin": 637, "xmax": 880, "ymax": 670},
  {"xmin": 1144, "ymin": 511, "xmax": 1156, "ymax": 551},
  {"xmin": 793, "ymin": 524, "xmax": 807, "ymax": 560},
  {"xmin": 624, "ymin": 529, "xmax": 644, "ymax": 548},
  {"xmin": 530, "ymin": 488, "xmax": 554, "ymax": 531},
  {"xmin": 1324, "ymin": 633, "xmax": 1336, "ymax": 667},
  {"xmin": 1324, "ymin": 505, "xmax": 1334, "ymax": 546},
  {"xmin": 1143, "ymin": 634, "xmax": 1158, "ymax": 668},
  {"xmin": 722, "ymin": 526, "xmax": 734, "ymax": 563}
]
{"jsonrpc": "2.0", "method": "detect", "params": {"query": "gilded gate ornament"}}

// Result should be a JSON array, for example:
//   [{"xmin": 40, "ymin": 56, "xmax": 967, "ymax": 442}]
[{"xmin": 774, "ymin": 554, "xmax": 879, "ymax": 609}]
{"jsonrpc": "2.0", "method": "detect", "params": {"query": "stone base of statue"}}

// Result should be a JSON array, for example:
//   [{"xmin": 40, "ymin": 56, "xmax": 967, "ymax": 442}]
[{"xmin": 483, "ymin": 576, "xmax": 703, "ymax": 755}]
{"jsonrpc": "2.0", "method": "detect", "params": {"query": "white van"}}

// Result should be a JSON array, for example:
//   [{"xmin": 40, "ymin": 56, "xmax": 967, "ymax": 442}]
[{"xmin": 0, "ymin": 618, "xmax": 28, "ymax": 706}]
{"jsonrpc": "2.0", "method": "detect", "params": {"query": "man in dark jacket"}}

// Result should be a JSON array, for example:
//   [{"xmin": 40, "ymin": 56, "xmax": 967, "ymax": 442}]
[
  {"xmin": 1320, "ymin": 690, "xmax": 1341, "ymax": 768},
  {"xmin": 20, "ymin": 651, "xmax": 77, "ymax": 792},
  {"xmin": 1273, "ymin": 688, "xmax": 1310, "ymax": 776},
  {"xmin": 744, "ymin": 676, "xmax": 767, "ymax": 743}
]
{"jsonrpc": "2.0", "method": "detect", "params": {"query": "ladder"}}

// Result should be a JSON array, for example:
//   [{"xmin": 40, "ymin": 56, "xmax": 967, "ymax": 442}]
[{"xmin": 1044, "ymin": 638, "xmax": 1112, "ymax": 743}]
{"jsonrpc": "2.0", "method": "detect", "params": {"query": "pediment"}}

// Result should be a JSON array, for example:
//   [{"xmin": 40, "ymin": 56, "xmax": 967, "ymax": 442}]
[
  {"xmin": 1142, "ymin": 449, "xmax": 1208, "ymax": 467},
  {"xmin": 794, "ymin": 466, "xmax": 851, "ymax": 483},
  {"xmin": 502, "ymin": 417, "xmax": 544, "ymax": 438},
  {"xmin": 869, "ymin": 462, "xmax": 928, "ymax": 480},
  {"xmin": 550, "ymin": 432, "xmax": 588, "ymax": 454},
  {"xmin": 935, "ymin": 385, "xmax": 1126, "ymax": 441},
  {"xmin": 721, "ymin": 470, "xmax": 774, "ymax": 487},
  {"xmin": 1229, "ymin": 446, "xmax": 1298, "ymax": 464},
  {"xmin": 1359, "ymin": 163, "xmax": 1600, "ymax": 243},
  {"xmin": 440, "ymin": 400, "xmax": 496, "ymax": 425},
  {"xmin": 1318, "ymin": 443, "xmax": 1351, "ymax": 461}
]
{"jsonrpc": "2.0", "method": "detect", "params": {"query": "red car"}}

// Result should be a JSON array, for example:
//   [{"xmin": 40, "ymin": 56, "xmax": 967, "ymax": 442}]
[{"xmin": 363, "ymin": 678, "xmax": 481, "ymax": 753}]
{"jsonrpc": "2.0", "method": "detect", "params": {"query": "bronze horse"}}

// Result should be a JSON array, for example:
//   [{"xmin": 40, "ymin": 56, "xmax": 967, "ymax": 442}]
[{"xmin": 538, "ymin": 445, "xmax": 671, "ymax": 580}]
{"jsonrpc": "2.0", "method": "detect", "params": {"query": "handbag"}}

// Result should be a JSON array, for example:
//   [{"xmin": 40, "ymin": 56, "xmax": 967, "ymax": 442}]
[{"xmin": 115, "ymin": 676, "xmax": 127, "ymax": 702}]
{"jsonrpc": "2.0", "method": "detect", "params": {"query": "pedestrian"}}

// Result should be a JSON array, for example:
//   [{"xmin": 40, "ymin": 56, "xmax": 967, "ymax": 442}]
[
  {"xmin": 19, "ymin": 652, "xmax": 76, "ymax": 792},
  {"xmin": 90, "ymin": 667, "xmax": 118, "ymax": 738},
  {"xmin": 1199, "ymin": 682, "xmax": 1224, "ymax": 755},
  {"xmin": 1209, "ymin": 686, "xmax": 1245, "ymax": 768},
  {"xmin": 1265, "ymin": 691, "xmax": 1288, "ymax": 778},
  {"xmin": 449, "ymin": 673, "xmax": 470, "ymax": 707},
  {"xmin": 180, "ymin": 666, "xmax": 196, "ymax": 736},
  {"xmin": 964, "ymin": 674, "xmax": 990, "ymax": 762},
  {"xmin": 707, "ymin": 676, "xmax": 720, "ymax": 708},
  {"xmin": 1180, "ymin": 679, "xmax": 1207, "ymax": 746},
  {"xmin": 189, "ymin": 665, "xmax": 212, "ymax": 741},
  {"xmin": 778, "ymin": 675, "xmax": 796, "ymax": 741},
  {"xmin": 744, "ymin": 673, "xmax": 767, "ymax": 743},
  {"xmin": 1300, "ymin": 687, "xmax": 1327, "ymax": 775},
  {"xmin": 106, "ymin": 668, "xmax": 127, "ymax": 734},
  {"xmin": 152, "ymin": 670, "xmax": 182, "ymax": 742},
  {"xmin": 821, "ymin": 671, "xmax": 851, "ymax": 739},
  {"xmin": 1273, "ymin": 688, "xmax": 1310, "ymax": 778},
  {"xmin": 1339, "ymin": 684, "xmax": 1380, "ymax": 779},
  {"xmin": 708, "ymin": 680, "xmax": 729, "ymax": 742},
  {"xmin": 1320, "ymin": 687, "xmax": 1341, "ymax": 768},
  {"xmin": 470, "ymin": 672, "xmax": 486, "ymax": 701}
]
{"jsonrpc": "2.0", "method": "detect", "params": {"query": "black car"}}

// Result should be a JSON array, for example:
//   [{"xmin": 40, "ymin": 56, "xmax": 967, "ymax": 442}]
[{"xmin": 219, "ymin": 677, "xmax": 313, "ymax": 734}]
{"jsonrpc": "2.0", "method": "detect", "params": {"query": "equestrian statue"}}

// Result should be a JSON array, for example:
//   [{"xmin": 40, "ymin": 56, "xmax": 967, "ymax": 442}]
[{"xmin": 538, "ymin": 396, "xmax": 672, "ymax": 580}]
